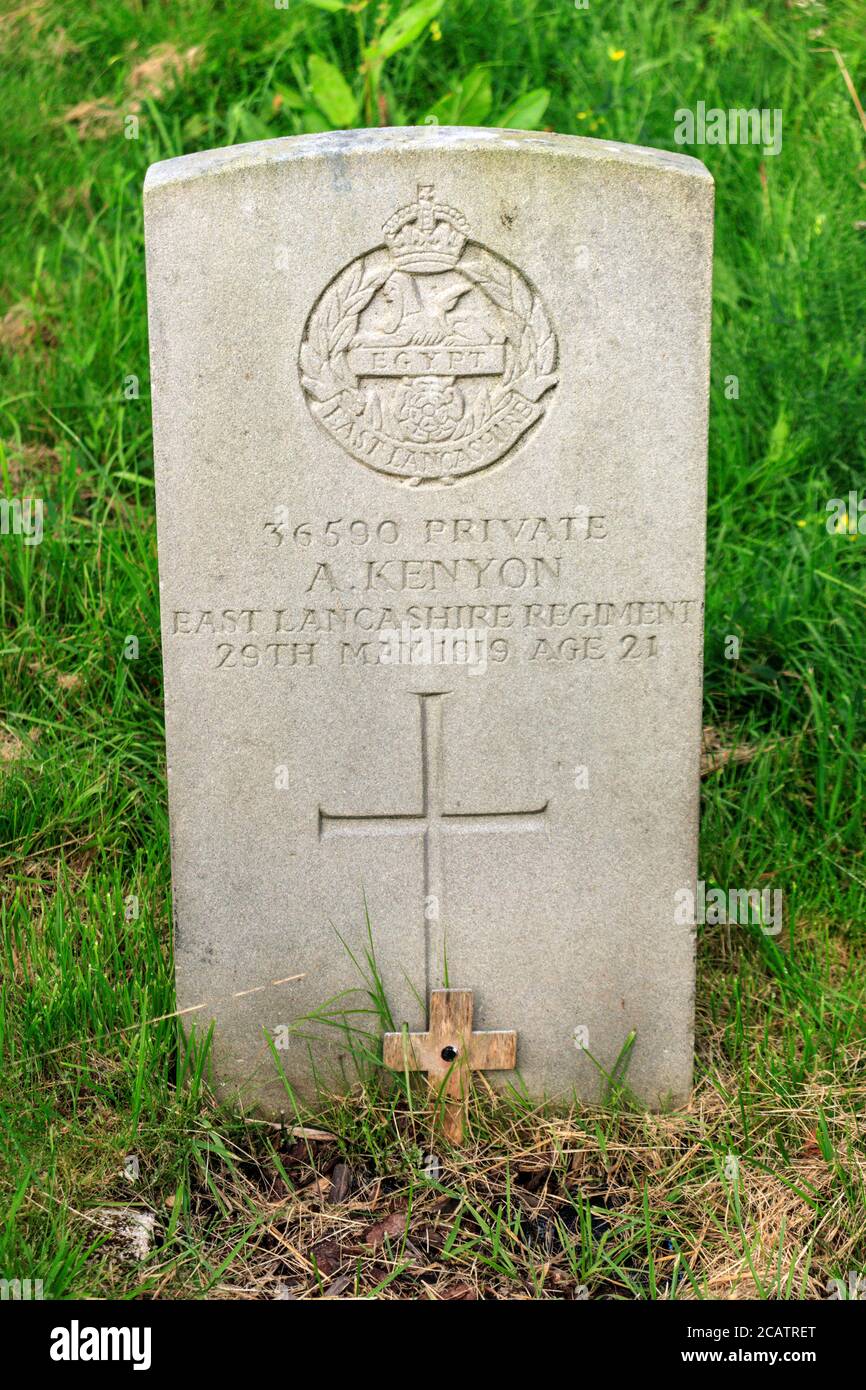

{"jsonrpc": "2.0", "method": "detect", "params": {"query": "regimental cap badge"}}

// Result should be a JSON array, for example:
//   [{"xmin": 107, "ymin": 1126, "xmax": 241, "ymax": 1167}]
[
  {"xmin": 300, "ymin": 182, "xmax": 559, "ymax": 486},
  {"xmin": 382, "ymin": 183, "xmax": 470, "ymax": 273}
]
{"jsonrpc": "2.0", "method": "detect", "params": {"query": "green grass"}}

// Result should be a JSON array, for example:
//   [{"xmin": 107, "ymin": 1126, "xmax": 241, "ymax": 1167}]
[{"xmin": 1, "ymin": 0, "xmax": 865, "ymax": 1299}]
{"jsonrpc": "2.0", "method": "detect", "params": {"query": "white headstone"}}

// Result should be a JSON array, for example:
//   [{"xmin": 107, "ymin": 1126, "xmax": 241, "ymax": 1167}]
[{"xmin": 145, "ymin": 127, "xmax": 713, "ymax": 1110}]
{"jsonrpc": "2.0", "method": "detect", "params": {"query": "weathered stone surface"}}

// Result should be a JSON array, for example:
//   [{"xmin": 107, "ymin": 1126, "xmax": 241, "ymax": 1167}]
[{"xmin": 145, "ymin": 127, "xmax": 713, "ymax": 1112}]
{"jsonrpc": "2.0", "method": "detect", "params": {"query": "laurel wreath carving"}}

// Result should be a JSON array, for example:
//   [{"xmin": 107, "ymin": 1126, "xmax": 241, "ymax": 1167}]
[
  {"xmin": 299, "ymin": 255, "xmax": 391, "ymax": 402},
  {"xmin": 457, "ymin": 245, "xmax": 558, "ymax": 405},
  {"xmin": 300, "ymin": 243, "xmax": 558, "ymax": 417}
]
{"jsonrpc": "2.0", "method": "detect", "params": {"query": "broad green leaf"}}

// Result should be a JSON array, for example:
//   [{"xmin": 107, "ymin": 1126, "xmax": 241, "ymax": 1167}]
[
  {"xmin": 375, "ymin": 0, "xmax": 445, "ymax": 60},
  {"xmin": 274, "ymin": 83, "xmax": 305, "ymax": 111},
  {"xmin": 183, "ymin": 113, "xmax": 209, "ymax": 142},
  {"xmin": 232, "ymin": 106, "xmax": 272, "ymax": 142},
  {"xmin": 457, "ymin": 66, "xmax": 493, "ymax": 124},
  {"xmin": 308, "ymin": 54, "xmax": 358, "ymax": 127},
  {"xmin": 301, "ymin": 106, "xmax": 332, "ymax": 134},
  {"xmin": 305, "ymin": 0, "xmax": 347, "ymax": 11},
  {"xmin": 496, "ymin": 87, "xmax": 551, "ymax": 131},
  {"xmin": 426, "ymin": 65, "xmax": 492, "ymax": 125},
  {"xmin": 765, "ymin": 407, "xmax": 790, "ymax": 464}
]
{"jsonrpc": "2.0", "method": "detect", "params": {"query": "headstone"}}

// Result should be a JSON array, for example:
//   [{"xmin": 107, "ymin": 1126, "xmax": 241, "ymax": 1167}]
[{"xmin": 145, "ymin": 127, "xmax": 713, "ymax": 1112}]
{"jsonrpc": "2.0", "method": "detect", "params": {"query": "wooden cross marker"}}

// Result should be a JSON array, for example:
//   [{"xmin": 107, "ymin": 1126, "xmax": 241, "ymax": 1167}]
[{"xmin": 383, "ymin": 989, "xmax": 516, "ymax": 1144}]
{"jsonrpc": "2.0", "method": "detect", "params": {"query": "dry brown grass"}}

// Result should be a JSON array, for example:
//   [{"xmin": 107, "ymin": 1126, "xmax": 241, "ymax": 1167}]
[{"xmin": 100, "ymin": 1050, "xmax": 863, "ymax": 1300}]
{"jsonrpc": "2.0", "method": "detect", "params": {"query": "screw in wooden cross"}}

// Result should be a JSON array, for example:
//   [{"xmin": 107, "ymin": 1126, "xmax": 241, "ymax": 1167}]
[{"xmin": 382, "ymin": 989, "xmax": 516, "ymax": 1144}]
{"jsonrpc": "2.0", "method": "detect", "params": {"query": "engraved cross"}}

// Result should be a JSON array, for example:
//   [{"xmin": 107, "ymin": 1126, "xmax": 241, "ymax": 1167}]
[{"xmin": 318, "ymin": 692, "xmax": 549, "ymax": 949}]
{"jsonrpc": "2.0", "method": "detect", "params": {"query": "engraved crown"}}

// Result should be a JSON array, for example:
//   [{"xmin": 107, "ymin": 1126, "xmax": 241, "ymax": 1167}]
[{"xmin": 383, "ymin": 184, "xmax": 469, "ymax": 272}]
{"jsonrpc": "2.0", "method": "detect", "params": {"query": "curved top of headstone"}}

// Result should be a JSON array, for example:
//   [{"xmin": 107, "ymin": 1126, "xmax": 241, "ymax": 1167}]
[{"xmin": 144, "ymin": 125, "xmax": 712, "ymax": 196}]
